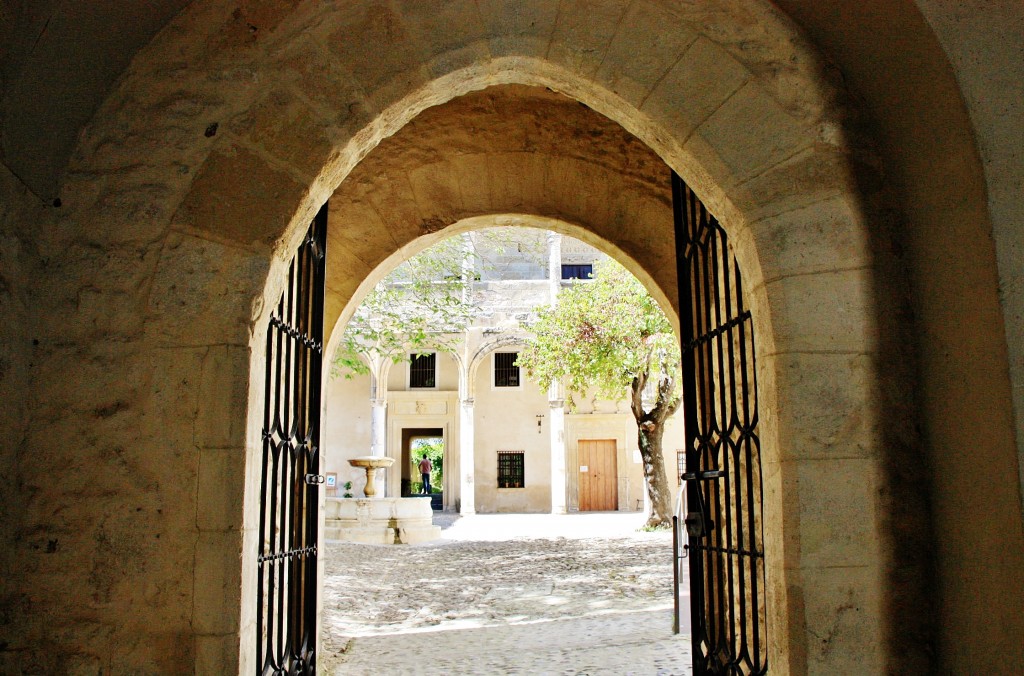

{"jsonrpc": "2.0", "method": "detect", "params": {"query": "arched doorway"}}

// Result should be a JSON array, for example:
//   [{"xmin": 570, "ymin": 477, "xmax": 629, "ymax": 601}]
[
  {"xmin": 43, "ymin": 3, "xmax": 940, "ymax": 673},
  {"xmin": 238, "ymin": 64, "xmax": 881, "ymax": 671},
  {"xmin": 242, "ymin": 66, "xmax": 881, "ymax": 676}
]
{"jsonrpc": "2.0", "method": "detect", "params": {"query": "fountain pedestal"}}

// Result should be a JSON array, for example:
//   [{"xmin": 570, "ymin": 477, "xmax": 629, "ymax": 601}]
[{"xmin": 326, "ymin": 456, "xmax": 440, "ymax": 544}]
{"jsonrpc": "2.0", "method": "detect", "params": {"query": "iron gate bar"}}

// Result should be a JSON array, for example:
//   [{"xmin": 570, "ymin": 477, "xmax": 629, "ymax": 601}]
[
  {"xmin": 673, "ymin": 171, "xmax": 767, "ymax": 676},
  {"xmin": 257, "ymin": 204, "xmax": 328, "ymax": 676},
  {"xmin": 698, "ymin": 544, "xmax": 764, "ymax": 558}
]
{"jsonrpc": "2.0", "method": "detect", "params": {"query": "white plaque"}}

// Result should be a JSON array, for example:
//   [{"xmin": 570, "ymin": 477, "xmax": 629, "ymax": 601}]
[{"xmin": 580, "ymin": 465, "xmax": 589, "ymax": 472}]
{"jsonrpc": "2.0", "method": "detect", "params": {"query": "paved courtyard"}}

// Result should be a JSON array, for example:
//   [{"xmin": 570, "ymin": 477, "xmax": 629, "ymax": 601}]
[{"xmin": 321, "ymin": 512, "xmax": 692, "ymax": 674}]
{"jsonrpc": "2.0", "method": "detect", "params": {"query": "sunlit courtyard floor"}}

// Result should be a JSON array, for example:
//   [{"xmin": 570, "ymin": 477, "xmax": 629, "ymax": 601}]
[{"xmin": 321, "ymin": 511, "xmax": 692, "ymax": 674}]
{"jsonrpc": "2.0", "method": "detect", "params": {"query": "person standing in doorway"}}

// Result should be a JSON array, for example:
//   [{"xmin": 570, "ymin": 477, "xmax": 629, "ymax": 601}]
[{"xmin": 418, "ymin": 455, "xmax": 433, "ymax": 494}]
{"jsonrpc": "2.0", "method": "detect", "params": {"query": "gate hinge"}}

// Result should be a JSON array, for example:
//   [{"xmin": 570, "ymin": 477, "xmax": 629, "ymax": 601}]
[{"xmin": 304, "ymin": 474, "xmax": 325, "ymax": 485}]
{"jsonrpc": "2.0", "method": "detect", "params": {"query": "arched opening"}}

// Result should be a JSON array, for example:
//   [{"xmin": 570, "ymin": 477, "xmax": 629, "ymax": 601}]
[
  {"xmin": 31, "ymin": 2, "xmax": 954, "ymax": 673},
  {"xmin": 314, "ymin": 217, "xmax": 700, "ymax": 670},
  {"xmin": 322, "ymin": 218, "xmax": 683, "ymax": 518},
  {"xmin": 240, "ymin": 63, "xmax": 874, "ymax": 670}
]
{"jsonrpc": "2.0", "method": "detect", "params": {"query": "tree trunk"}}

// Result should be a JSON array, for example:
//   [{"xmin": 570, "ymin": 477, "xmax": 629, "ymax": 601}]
[
  {"xmin": 630, "ymin": 368, "xmax": 679, "ymax": 528},
  {"xmin": 637, "ymin": 419, "xmax": 673, "ymax": 527}
]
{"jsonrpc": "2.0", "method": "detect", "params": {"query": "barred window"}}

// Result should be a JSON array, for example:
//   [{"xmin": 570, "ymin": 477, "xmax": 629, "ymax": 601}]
[
  {"xmin": 561, "ymin": 264, "xmax": 593, "ymax": 280},
  {"xmin": 677, "ymin": 450, "xmax": 685, "ymax": 486},
  {"xmin": 497, "ymin": 451, "xmax": 525, "ymax": 488},
  {"xmin": 494, "ymin": 352, "xmax": 520, "ymax": 387},
  {"xmin": 409, "ymin": 353, "xmax": 436, "ymax": 388}
]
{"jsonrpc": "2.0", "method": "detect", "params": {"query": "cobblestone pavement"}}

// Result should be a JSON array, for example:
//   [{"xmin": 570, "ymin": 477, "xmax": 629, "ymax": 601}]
[{"xmin": 321, "ymin": 512, "xmax": 692, "ymax": 674}]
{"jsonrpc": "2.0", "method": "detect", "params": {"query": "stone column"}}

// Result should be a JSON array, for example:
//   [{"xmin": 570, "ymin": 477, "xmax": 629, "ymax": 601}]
[
  {"xmin": 369, "ymin": 397, "xmax": 388, "ymax": 495},
  {"xmin": 549, "ymin": 393, "xmax": 567, "ymax": 514},
  {"xmin": 547, "ymin": 232, "xmax": 567, "ymax": 514},
  {"xmin": 459, "ymin": 398, "xmax": 476, "ymax": 515},
  {"xmin": 547, "ymin": 231, "xmax": 561, "ymax": 304},
  {"xmin": 369, "ymin": 398, "xmax": 387, "ymax": 457}
]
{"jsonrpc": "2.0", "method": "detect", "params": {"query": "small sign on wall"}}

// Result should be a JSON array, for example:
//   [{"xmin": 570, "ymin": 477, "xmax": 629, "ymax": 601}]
[
  {"xmin": 326, "ymin": 473, "xmax": 337, "ymax": 487},
  {"xmin": 580, "ymin": 465, "xmax": 589, "ymax": 472}
]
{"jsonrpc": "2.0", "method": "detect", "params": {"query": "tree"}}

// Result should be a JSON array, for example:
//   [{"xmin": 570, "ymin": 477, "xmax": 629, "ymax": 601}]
[
  {"xmin": 331, "ymin": 235, "xmax": 476, "ymax": 379},
  {"xmin": 517, "ymin": 258, "xmax": 680, "ymax": 527},
  {"xmin": 331, "ymin": 228, "xmax": 547, "ymax": 379}
]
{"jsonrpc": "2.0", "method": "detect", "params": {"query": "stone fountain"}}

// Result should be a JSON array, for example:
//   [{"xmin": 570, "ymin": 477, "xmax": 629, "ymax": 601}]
[
  {"xmin": 347, "ymin": 455, "xmax": 394, "ymax": 497},
  {"xmin": 324, "ymin": 455, "xmax": 441, "ymax": 545}
]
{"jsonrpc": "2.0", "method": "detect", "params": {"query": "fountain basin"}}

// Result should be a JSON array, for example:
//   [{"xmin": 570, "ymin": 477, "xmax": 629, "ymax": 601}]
[
  {"xmin": 347, "ymin": 456, "xmax": 395, "ymax": 497},
  {"xmin": 325, "ymin": 496, "xmax": 440, "ymax": 544}
]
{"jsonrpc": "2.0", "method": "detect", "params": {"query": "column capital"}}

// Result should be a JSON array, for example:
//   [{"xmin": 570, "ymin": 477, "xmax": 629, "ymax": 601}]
[{"xmin": 548, "ymin": 399, "xmax": 565, "ymax": 409}]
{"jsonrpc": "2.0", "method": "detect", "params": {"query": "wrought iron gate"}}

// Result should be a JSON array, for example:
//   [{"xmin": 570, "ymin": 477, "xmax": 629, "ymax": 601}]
[
  {"xmin": 257, "ymin": 205, "xmax": 328, "ymax": 675},
  {"xmin": 673, "ymin": 172, "xmax": 768, "ymax": 675}
]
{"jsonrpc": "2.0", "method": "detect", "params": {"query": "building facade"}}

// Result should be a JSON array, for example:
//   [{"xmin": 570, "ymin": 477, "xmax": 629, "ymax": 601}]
[{"xmin": 324, "ymin": 230, "xmax": 683, "ymax": 515}]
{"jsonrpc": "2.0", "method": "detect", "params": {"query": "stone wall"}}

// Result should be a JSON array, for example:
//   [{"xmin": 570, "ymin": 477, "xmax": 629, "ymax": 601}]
[
  {"xmin": 771, "ymin": 2, "xmax": 1024, "ymax": 670},
  {"xmin": 323, "ymin": 370, "xmax": 373, "ymax": 491},
  {"xmin": 0, "ymin": 164, "xmax": 46, "ymax": 655},
  {"xmin": 917, "ymin": 0, "xmax": 1024, "ymax": 516},
  {"xmin": 472, "ymin": 366, "xmax": 552, "ymax": 513}
]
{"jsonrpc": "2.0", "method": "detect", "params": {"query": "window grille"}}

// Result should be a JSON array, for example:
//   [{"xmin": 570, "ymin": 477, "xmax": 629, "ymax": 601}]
[
  {"xmin": 677, "ymin": 450, "xmax": 686, "ymax": 486},
  {"xmin": 561, "ymin": 263, "xmax": 593, "ymax": 280},
  {"xmin": 409, "ymin": 353, "xmax": 436, "ymax": 388},
  {"xmin": 497, "ymin": 451, "xmax": 525, "ymax": 488},
  {"xmin": 494, "ymin": 352, "xmax": 520, "ymax": 387}
]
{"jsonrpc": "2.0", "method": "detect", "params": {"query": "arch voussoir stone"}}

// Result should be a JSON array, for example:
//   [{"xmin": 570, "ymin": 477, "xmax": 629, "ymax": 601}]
[{"xmin": 477, "ymin": 0, "xmax": 559, "ymax": 57}]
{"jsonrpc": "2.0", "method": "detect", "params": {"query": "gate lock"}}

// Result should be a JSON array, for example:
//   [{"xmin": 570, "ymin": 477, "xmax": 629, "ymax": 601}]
[
  {"xmin": 681, "ymin": 469, "xmax": 724, "ymax": 539},
  {"xmin": 684, "ymin": 512, "xmax": 705, "ymax": 538},
  {"xmin": 681, "ymin": 469, "xmax": 724, "ymax": 482},
  {"xmin": 304, "ymin": 474, "xmax": 326, "ymax": 485}
]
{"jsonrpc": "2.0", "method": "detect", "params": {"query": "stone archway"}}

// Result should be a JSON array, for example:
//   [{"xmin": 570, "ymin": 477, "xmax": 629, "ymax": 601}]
[
  {"xmin": 32, "ymin": 2, "xmax": 925, "ymax": 673},
  {"xmin": 300, "ymin": 77, "xmax": 886, "ymax": 674}
]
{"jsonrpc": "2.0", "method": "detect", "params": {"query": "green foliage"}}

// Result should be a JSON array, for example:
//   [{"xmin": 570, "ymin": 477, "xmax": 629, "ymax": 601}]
[
  {"xmin": 331, "ymin": 236, "xmax": 475, "ymax": 379},
  {"xmin": 517, "ymin": 258, "xmax": 680, "ymax": 410},
  {"xmin": 331, "ymin": 228, "xmax": 547, "ymax": 379}
]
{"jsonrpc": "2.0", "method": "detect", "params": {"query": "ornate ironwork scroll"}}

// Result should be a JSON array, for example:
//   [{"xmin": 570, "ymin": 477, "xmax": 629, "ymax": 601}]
[
  {"xmin": 673, "ymin": 172, "xmax": 767, "ymax": 675},
  {"xmin": 257, "ymin": 204, "xmax": 328, "ymax": 675}
]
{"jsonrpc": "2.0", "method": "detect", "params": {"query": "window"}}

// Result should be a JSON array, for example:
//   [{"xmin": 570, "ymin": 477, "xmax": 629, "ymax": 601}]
[
  {"xmin": 677, "ymin": 450, "xmax": 685, "ymax": 486},
  {"xmin": 497, "ymin": 451, "xmax": 525, "ymax": 488},
  {"xmin": 561, "ymin": 263, "xmax": 593, "ymax": 280},
  {"xmin": 409, "ymin": 352, "xmax": 436, "ymax": 388},
  {"xmin": 494, "ymin": 352, "xmax": 520, "ymax": 387}
]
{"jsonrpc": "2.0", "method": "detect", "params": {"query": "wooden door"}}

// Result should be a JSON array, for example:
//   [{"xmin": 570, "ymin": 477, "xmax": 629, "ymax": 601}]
[{"xmin": 578, "ymin": 439, "xmax": 618, "ymax": 511}]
